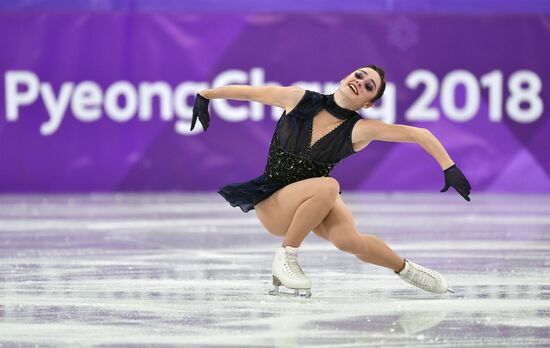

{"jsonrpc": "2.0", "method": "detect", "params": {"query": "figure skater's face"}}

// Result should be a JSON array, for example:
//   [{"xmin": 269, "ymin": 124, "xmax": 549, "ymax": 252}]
[{"xmin": 339, "ymin": 67, "xmax": 382, "ymax": 108}]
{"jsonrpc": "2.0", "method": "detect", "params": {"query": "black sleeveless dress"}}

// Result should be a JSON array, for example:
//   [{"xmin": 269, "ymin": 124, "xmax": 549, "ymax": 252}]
[{"xmin": 218, "ymin": 90, "xmax": 362, "ymax": 213}]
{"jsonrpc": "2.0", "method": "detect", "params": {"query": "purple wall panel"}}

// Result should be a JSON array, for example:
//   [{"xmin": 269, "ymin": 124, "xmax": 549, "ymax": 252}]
[
  {"xmin": 0, "ymin": 13, "xmax": 549, "ymax": 193},
  {"xmin": 2, "ymin": 0, "xmax": 550, "ymax": 13}
]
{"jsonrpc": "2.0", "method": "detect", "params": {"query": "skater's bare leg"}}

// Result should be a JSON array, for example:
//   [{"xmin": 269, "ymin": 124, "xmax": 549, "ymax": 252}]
[
  {"xmin": 312, "ymin": 195, "xmax": 405, "ymax": 272},
  {"xmin": 311, "ymin": 195, "xmax": 452, "ymax": 294},
  {"xmin": 255, "ymin": 177, "xmax": 340, "ymax": 247},
  {"xmin": 355, "ymin": 235, "xmax": 406, "ymax": 272},
  {"xmin": 281, "ymin": 183, "xmax": 339, "ymax": 246}
]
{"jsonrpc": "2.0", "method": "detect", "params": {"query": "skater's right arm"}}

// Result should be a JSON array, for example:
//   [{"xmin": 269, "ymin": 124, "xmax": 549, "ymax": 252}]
[{"xmin": 199, "ymin": 85, "xmax": 305, "ymax": 114}]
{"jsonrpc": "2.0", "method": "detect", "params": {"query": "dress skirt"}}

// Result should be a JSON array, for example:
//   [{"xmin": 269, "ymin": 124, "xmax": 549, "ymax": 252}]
[
  {"xmin": 218, "ymin": 173, "xmax": 342, "ymax": 213},
  {"xmin": 217, "ymin": 173, "xmax": 286, "ymax": 213}
]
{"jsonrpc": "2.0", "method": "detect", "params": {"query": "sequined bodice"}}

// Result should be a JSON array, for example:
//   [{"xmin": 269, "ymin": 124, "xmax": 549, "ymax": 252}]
[
  {"xmin": 262, "ymin": 90, "xmax": 361, "ymax": 185},
  {"xmin": 263, "ymin": 143, "xmax": 335, "ymax": 184}
]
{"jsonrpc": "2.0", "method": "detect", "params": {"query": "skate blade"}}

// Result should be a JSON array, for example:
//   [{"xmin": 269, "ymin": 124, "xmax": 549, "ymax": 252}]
[
  {"xmin": 268, "ymin": 286, "xmax": 311, "ymax": 299},
  {"xmin": 446, "ymin": 288, "xmax": 455, "ymax": 294}
]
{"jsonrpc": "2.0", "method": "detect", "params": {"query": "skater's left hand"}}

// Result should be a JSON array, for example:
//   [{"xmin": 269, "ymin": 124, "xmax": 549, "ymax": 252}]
[
  {"xmin": 190, "ymin": 93, "xmax": 210, "ymax": 131},
  {"xmin": 440, "ymin": 163, "xmax": 471, "ymax": 201}
]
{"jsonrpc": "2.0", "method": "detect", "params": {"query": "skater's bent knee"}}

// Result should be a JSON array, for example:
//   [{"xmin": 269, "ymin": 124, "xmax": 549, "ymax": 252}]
[
  {"xmin": 313, "ymin": 178, "xmax": 340, "ymax": 203},
  {"xmin": 321, "ymin": 177, "xmax": 340, "ymax": 191}
]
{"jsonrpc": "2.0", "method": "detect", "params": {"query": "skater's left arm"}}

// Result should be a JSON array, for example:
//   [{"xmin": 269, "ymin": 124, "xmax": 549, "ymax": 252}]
[
  {"xmin": 356, "ymin": 120, "xmax": 472, "ymax": 201},
  {"xmin": 356, "ymin": 119, "xmax": 453, "ymax": 170}
]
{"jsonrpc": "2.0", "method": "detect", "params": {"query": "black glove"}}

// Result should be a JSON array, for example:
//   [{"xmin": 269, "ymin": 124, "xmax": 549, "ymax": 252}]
[
  {"xmin": 190, "ymin": 93, "xmax": 210, "ymax": 131},
  {"xmin": 440, "ymin": 164, "xmax": 471, "ymax": 201}
]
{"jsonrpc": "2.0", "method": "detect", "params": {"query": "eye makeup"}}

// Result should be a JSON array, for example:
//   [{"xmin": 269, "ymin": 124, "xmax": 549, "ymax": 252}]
[
  {"xmin": 353, "ymin": 70, "xmax": 376, "ymax": 92},
  {"xmin": 355, "ymin": 71, "xmax": 374, "ymax": 92}
]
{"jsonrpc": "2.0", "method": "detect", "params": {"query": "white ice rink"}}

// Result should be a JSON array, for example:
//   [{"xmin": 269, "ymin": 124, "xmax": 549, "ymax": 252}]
[{"xmin": 0, "ymin": 192, "xmax": 549, "ymax": 347}]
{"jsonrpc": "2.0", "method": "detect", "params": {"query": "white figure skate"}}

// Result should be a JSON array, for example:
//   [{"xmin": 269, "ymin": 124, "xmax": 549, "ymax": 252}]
[
  {"xmin": 268, "ymin": 246, "xmax": 312, "ymax": 298},
  {"xmin": 396, "ymin": 259, "xmax": 455, "ymax": 294}
]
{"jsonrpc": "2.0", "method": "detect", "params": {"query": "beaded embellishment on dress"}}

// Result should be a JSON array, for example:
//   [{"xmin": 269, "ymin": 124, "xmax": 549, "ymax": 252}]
[{"xmin": 264, "ymin": 143, "xmax": 335, "ymax": 185}]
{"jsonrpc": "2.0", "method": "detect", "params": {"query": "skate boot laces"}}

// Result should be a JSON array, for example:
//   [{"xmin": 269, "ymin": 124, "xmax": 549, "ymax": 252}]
[{"xmin": 285, "ymin": 252, "xmax": 306, "ymax": 279}]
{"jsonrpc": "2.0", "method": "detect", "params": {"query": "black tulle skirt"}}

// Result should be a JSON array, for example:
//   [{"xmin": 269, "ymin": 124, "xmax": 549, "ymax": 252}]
[{"xmin": 217, "ymin": 173, "xmax": 286, "ymax": 213}]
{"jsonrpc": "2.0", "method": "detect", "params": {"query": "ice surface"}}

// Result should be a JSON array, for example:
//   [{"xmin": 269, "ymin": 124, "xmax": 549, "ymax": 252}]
[{"xmin": 0, "ymin": 193, "xmax": 549, "ymax": 347}]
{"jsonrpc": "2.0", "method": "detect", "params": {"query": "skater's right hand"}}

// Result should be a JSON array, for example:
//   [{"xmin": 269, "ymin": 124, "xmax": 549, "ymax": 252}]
[
  {"xmin": 440, "ymin": 163, "xmax": 471, "ymax": 201},
  {"xmin": 190, "ymin": 92, "xmax": 210, "ymax": 131}
]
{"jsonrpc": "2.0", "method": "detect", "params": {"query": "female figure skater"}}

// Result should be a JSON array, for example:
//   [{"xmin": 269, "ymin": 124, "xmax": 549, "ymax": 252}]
[{"xmin": 191, "ymin": 65, "xmax": 471, "ymax": 298}]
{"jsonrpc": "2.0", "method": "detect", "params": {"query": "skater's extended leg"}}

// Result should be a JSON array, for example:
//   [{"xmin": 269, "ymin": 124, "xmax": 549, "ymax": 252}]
[
  {"xmin": 255, "ymin": 177, "xmax": 340, "ymax": 246},
  {"xmin": 355, "ymin": 235, "xmax": 406, "ymax": 272},
  {"xmin": 312, "ymin": 195, "xmax": 452, "ymax": 294},
  {"xmin": 312, "ymin": 195, "xmax": 405, "ymax": 272}
]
